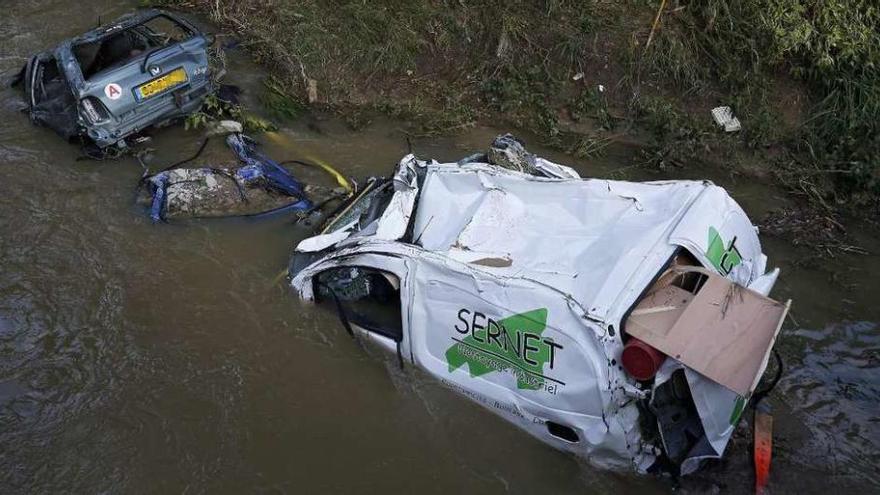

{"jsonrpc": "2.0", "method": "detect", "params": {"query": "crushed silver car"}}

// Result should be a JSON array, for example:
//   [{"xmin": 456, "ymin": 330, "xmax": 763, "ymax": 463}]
[
  {"xmin": 12, "ymin": 9, "xmax": 213, "ymax": 149},
  {"xmin": 288, "ymin": 136, "xmax": 790, "ymax": 475}
]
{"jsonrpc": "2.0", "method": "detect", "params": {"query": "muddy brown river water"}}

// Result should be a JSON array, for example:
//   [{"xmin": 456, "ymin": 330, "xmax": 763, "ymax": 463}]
[{"xmin": 2, "ymin": 1, "xmax": 879, "ymax": 493}]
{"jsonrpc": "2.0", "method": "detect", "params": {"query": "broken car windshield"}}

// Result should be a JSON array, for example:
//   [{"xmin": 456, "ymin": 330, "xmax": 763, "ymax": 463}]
[
  {"xmin": 73, "ymin": 15, "xmax": 193, "ymax": 79},
  {"xmin": 321, "ymin": 179, "xmax": 393, "ymax": 234}
]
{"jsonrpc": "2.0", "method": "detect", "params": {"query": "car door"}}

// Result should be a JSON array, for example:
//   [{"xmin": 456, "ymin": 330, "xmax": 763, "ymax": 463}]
[
  {"xmin": 311, "ymin": 258, "xmax": 411, "ymax": 363},
  {"xmin": 23, "ymin": 53, "xmax": 79, "ymax": 139}
]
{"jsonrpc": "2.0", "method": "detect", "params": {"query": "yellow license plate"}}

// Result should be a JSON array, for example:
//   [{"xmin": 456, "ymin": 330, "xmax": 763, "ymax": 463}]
[{"xmin": 136, "ymin": 68, "xmax": 188, "ymax": 100}]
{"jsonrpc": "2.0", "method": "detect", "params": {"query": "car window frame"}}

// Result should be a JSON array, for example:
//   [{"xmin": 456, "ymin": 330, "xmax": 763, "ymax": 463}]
[
  {"xmin": 313, "ymin": 265, "xmax": 404, "ymax": 343},
  {"xmin": 72, "ymin": 13, "xmax": 198, "ymax": 82}
]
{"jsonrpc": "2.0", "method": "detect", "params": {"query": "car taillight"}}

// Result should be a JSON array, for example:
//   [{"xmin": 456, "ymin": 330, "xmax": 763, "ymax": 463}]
[
  {"xmin": 621, "ymin": 337, "xmax": 666, "ymax": 381},
  {"xmin": 80, "ymin": 97, "xmax": 109, "ymax": 124}
]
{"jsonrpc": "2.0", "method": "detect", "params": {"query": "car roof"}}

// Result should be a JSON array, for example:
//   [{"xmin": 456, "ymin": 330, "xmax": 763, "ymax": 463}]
[{"xmin": 64, "ymin": 9, "xmax": 195, "ymax": 47}]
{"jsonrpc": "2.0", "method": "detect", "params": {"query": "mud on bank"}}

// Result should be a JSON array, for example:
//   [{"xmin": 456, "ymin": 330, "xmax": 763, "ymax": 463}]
[{"xmin": 154, "ymin": 0, "xmax": 879, "ymax": 216}]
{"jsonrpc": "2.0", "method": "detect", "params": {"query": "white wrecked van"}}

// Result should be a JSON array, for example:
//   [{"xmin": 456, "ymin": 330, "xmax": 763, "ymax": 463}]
[{"xmin": 288, "ymin": 138, "xmax": 789, "ymax": 475}]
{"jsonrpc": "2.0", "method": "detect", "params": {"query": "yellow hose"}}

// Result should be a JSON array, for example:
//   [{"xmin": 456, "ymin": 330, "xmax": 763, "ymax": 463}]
[
  {"xmin": 265, "ymin": 131, "xmax": 353, "ymax": 192},
  {"xmin": 271, "ymin": 267, "xmax": 289, "ymax": 287}
]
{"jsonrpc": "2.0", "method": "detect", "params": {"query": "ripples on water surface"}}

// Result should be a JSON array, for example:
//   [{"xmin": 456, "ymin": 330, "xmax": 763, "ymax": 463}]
[{"xmin": 1, "ymin": 1, "xmax": 878, "ymax": 493}]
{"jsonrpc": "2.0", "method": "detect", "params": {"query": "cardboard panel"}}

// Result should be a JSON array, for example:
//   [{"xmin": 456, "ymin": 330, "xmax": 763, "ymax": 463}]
[
  {"xmin": 626, "ymin": 267, "xmax": 788, "ymax": 395},
  {"xmin": 627, "ymin": 285, "xmax": 693, "ymax": 339}
]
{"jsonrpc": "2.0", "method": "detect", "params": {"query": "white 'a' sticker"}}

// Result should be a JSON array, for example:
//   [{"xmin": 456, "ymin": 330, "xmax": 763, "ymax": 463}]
[{"xmin": 104, "ymin": 83, "xmax": 123, "ymax": 100}]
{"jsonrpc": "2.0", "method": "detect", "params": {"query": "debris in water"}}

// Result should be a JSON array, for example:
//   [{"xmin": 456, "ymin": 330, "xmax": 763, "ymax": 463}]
[
  {"xmin": 140, "ymin": 133, "xmax": 345, "ymax": 221},
  {"xmin": 761, "ymin": 207, "xmax": 868, "ymax": 255},
  {"xmin": 206, "ymin": 120, "xmax": 244, "ymax": 136}
]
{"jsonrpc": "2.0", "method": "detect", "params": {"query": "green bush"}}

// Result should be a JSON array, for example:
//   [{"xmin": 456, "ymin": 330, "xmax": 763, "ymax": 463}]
[
  {"xmin": 651, "ymin": 0, "xmax": 880, "ymax": 203},
  {"xmin": 755, "ymin": 0, "xmax": 879, "ymax": 202}
]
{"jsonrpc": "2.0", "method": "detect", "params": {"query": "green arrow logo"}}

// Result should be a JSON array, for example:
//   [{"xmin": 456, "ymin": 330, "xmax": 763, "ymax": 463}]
[
  {"xmin": 445, "ymin": 308, "xmax": 563, "ymax": 391},
  {"xmin": 706, "ymin": 226, "xmax": 743, "ymax": 275}
]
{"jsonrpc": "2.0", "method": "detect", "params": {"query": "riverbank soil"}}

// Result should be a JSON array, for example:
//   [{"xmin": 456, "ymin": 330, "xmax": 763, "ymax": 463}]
[{"xmin": 157, "ymin": 0, "xmax": 880, "ymax": 219}]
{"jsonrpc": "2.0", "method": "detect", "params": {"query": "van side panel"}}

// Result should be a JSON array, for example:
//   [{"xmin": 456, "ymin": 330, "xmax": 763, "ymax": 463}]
[{"xmin": 408, "ymin": 257, "xmax": 647, "ymax": 469}]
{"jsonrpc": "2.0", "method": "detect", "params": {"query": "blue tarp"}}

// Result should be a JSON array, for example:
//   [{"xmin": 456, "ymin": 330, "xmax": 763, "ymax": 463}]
[{"xmin": 146, "ymin": 133, "xmax": 311, "ymax": 221}]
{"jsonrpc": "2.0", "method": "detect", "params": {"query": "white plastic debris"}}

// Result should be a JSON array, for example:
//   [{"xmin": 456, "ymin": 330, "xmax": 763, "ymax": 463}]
[
  {"xmin": 711, "ymin": 106, "xmax": 741, "ymax": 132},
  {"xmin": 205, "ymin": 119, "xmax": 243, "ymax": 136},
  {"xmin": 307, "ymin": 79, "xmax": 318, "ymax": 104}
]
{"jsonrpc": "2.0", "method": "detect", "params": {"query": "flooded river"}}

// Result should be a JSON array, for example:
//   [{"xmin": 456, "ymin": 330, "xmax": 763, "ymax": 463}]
[{"xmin": 1, "ymin": 1, "xmax": 878, "ymax": 493}]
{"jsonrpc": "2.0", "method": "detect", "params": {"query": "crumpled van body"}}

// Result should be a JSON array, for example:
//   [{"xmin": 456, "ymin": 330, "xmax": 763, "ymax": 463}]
[{"xmin": 288, "ymin": 151, "xmax": 788, "ymax": 475}]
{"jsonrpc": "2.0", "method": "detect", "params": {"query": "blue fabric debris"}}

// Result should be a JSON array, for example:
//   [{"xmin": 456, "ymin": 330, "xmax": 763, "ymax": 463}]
[
  {"xmin": 148, "ymin": 172, "xmax": 169, "ymax": 222},
  {"xmin": 226, "ymin": 133, "xmax": 307, "ymax": 198},
  {"xmin": 145, "ymin": 133, "xmax": 312, "ymax": 221}
]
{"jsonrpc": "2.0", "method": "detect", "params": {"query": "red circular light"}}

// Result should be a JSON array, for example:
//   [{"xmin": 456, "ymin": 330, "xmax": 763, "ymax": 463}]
[{"xmin": 622, "ymin": 338, "xmax": 666, "ymax": 381}]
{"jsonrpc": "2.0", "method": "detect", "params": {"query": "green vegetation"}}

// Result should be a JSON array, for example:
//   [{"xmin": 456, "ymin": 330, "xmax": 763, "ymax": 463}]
[
  {"xmin": 184, "ymin": 93, "xmax": 276, "ymax": 132},
  {"xmin": 638, "ymin": 1, "xmax": 880, "ymax": 207},
  {"xmin": 156, "ymin": 0, "xmax": 880, "ymax": 213}
]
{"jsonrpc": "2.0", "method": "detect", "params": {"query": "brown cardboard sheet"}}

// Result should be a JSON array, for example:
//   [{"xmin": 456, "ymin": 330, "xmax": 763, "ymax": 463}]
[{"xmin": 626, "ymin": 267, "xmax": 789, "ymax": 395}]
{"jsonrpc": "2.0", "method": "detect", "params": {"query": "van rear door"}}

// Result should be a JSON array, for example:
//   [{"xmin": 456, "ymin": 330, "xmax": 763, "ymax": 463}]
[{"xmin": 669, "ymin": 185, "xmax": 767, "ymax": 285}]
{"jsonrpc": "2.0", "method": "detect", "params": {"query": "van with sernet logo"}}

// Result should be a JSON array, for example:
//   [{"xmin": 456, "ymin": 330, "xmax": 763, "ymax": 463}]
[{"xmin": 288, "ymin": 138, "xmax": 790, "ymax": 476}]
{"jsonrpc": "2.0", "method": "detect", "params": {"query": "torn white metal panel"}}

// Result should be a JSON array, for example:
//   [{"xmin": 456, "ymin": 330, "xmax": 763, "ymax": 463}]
[
  {"xmin": 375, "ymin": 154, "xmax": 420, "ymax": 241},
  {"xmin": 411, "ymin": 163, "xmax": 710, "ymax": 323},
  {"xmin": 748, "ymin": 267, "xmax": 780, "ymax": 296},
  {"xmin": 295, "ymin": 223, "xmax": 356, "ymax": 252},
  {"xmin": 686, "ymin": 368, "xmax": 742, "ymax": 454},
  {"xmin": 669, "ymin": 185, "xmax": 765, "ymax": 285}
]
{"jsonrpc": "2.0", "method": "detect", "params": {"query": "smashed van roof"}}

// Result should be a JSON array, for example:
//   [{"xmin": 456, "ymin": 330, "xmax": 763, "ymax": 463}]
[{"xmin": 410, "ymin": 161, "xmax": 709, "ymax": 320}]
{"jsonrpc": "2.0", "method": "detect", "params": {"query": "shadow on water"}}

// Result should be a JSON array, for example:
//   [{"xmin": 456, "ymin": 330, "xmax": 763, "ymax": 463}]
[{"xmin": 0, "ymin": 0, "xmax": 878, "ymax": 493}]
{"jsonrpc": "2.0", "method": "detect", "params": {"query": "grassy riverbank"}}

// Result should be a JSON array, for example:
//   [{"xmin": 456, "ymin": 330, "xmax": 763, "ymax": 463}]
[{"xmin": 155, "ymin": 0, "xmax": 880, "ymax": 214}]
